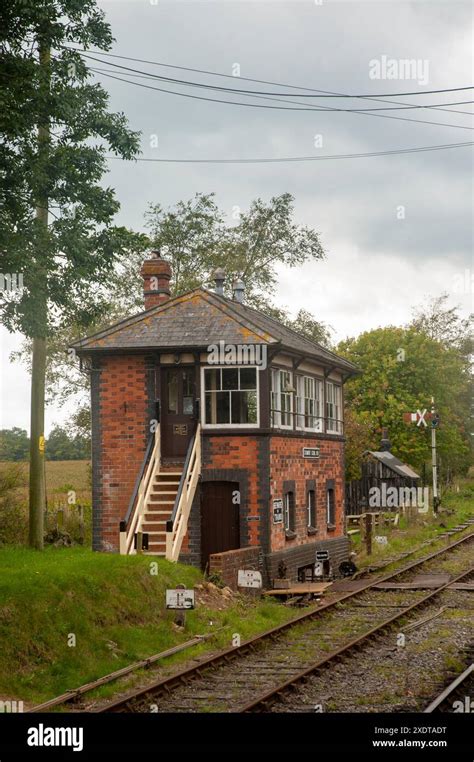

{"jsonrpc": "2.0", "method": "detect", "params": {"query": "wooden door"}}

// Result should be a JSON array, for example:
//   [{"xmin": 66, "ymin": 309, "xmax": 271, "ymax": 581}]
[
  {"xmin": 161, "ymin": 366, "xmax": 196, "ymax": 458},
  {"xmin": 201, "ymin": 482, "xmax": 240, "ymax": 570}
]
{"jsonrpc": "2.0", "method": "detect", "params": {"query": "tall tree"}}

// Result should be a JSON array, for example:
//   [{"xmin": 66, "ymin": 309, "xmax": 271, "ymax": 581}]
[
  {"xmin": 338, "ymin": 326, "xmax": 471, "ymax": 478},
  {"xmin": 11, "ymin": 193, "xmax": 330, "ymax": 408},
  {"xmin": 0, "ymin": 1, "xmax": 140, "ymax": 547}
]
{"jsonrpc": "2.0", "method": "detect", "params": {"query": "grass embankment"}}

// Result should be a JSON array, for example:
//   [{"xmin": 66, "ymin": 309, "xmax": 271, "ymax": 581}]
[
  {"xmin": 0, "ymin": 547, "xmax": 296, "ymax": 707},
  {"xmin": 350, "ymin": 478, "xmax": 474, "ymax": 570}
]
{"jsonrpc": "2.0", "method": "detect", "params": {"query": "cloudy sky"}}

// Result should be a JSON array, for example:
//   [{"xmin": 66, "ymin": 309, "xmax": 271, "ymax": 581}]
[{"xmin": 1, "ymin": 0, "xmax": 473, "ymax": 433}]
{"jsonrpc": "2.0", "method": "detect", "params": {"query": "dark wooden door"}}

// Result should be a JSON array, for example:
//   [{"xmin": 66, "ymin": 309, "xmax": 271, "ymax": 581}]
[
  {"xmin": 161, "ymin": 367, "xmax": 196, "ymax": 458},
  {"xmin": 201, "ymin": 482, "xmax": 240, "ymax": 570}
]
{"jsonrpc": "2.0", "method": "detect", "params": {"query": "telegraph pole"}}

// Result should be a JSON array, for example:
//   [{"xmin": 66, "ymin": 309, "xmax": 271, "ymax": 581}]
[{"xmin": 28, "ymin": 36, "xmax": 50, "ymax": 549}]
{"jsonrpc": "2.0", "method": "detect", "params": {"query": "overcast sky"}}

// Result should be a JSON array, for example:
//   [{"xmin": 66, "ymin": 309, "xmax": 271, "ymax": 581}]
[{"xmin": 1, "ymin": 0, "xmax": 473, "ymax": 433}]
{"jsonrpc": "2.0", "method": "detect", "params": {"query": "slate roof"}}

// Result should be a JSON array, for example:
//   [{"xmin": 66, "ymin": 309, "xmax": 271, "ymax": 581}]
[
  {"xmin": 366, "ymin": 451, "xmax": 420, "ymax": 480},
  {"xmin": 71, "ymin": 288, "xmax": 359, "ymax": 374}
]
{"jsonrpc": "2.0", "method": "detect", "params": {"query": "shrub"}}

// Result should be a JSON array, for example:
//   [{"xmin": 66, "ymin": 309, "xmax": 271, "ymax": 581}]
[{"xmin": 0, "ymin": 463, "xmax": 28, "ymax": 545}]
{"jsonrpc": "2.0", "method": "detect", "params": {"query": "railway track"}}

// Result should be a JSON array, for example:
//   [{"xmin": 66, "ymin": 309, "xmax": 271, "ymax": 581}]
[
  {"xmin": 424, "ymin": 648, "xmax": 474, "ymax": 713},
  {"xmin": 93, "ymin": 530, "xmax": 474, "ymax": 714}
]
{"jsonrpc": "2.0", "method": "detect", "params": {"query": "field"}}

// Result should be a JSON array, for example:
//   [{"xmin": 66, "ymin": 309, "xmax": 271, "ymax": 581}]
[
  {"xmin": 0, "ymin": 460, "xmax": 91, "ymax": 546},
  {"xmin": 0, "ymin": 459, "xmax": 91, "ymax": 503}
]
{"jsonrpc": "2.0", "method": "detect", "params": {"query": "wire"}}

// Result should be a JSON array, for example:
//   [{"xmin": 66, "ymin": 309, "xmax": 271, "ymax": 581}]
[
  {"xmin": 72, "ymin": 50, "xmax": 474, "ymax": 98},
  {"xmin": 93, "ymin": 70, "xmax": 474, "ymax": 132},
  {"xmin": 105, "ymin": 141, "xmax": 474, "ymax": 164},
  {"xmin": 88, "ymin": 69, "xmax": 474, "ymax": 112}
]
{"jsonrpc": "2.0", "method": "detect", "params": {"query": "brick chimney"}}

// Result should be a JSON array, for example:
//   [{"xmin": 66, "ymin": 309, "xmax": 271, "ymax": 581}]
[{"xmin": 140, "ymin": 251, "xmax": 172, "ymax": 310}]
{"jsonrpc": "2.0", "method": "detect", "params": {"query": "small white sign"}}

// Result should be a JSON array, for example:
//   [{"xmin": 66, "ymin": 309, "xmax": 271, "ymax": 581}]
[
  {"xmin": 316, "ymin": 550, "xmax": 330, "ymax": 562},
  {"xmin": 273, "ymin": 498, "xmax": 283, "ymax": 523},
  {"xmin": 302, "ymin": 447, "xmax": 320, "ymax": 459},
  {"xmin": 374, "ymin": 535, "xmax": 388, "ymax": 546},
  {"xmin": 166, "ymin": 589, "xmax": 195, "ymax": 609},
  {"xmin": 237, "ymin": 570, "xmax": 262, "ymax": 589}
]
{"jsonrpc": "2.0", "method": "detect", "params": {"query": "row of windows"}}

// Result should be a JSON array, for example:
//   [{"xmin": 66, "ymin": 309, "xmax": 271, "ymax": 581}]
[
  {"xmin": 201, "ymin": 366, "xmax": 342, "ymax": 431},
  {"xmin": 283, "ymin": 484, "xmax": 336, "ymax": 532},
  {"xmin": 271, "ymin": 368, "xmax": 342, "ymax": 434}
]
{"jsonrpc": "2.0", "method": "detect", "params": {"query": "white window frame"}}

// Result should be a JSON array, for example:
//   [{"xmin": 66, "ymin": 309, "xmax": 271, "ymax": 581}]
[
  {"xmin": 284, "ymin": 490, "xmax": 295, "ymax": 531},
  {"xmin": 307, "ymin": 488, "xmax": 316, "ymax": 528},
  {"xmin": 271, "ymin": 368, "xmax": 293, "ymax": 430},
  {"xmin": 326, "ymin": 487, "xmax": 335, "ymax": 526},
  {"xmin": 201, "ymin": 365, "xmax": 260, "ymax": 429},
  {"xmin": 326, "ymin": 381, "xmax": 342, "ymax": 434},
  {"xmin": 296, "ymin": 374, "xmax": 323, "ymax": 432}
]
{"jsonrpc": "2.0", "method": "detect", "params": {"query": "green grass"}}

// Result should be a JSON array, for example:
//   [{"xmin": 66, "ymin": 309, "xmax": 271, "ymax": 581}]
[{"xmin": 0, "ymin": 546, "xmax": 296, "ymax": 706}]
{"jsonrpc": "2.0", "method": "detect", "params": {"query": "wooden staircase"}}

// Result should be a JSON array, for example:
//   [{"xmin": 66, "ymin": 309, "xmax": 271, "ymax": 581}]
[
  {"xmin": 120, "ymin": 423, "xmax": 201, "ymax": 560},
  {"xmin": 142, "ymin": 466, "xmax": 183, "ymax": 555}
]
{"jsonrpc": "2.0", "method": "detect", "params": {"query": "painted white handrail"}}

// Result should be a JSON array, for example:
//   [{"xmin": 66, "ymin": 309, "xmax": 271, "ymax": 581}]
[
  {"xmin": 119, "ymin": 425, "xmax": 161, "ymax": 555},
  {"xmin": 165, "ymin": 424, "xmax": 201, "ymax": 562}
]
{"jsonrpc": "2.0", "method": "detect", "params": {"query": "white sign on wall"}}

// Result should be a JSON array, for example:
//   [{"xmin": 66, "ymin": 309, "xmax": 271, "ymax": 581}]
[
  {"xmin": 237, "ymin": 570, "xmax": 262, "ymax": 589},
  {"xmin": 273, "ymin": 499, "xmax": 283, "ymax": 523},
  {"xmin": 374, "ymin": 536, "xmax": 388, "ymax": 546}
]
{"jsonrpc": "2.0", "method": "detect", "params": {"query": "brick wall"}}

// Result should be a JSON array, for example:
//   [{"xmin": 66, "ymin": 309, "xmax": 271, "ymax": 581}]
[
  {"xmin": 269, "ymin": 435, "xmax": 345, "ymax": 552},
  {"xmin": 265, "ymin": 535, "xmax": 350, "ymax": 583},
  {"xmin": 209, "ymin": 546, "xmax": 263, "ymax": 589},
  {"xmin": 201, "ymin": 435, "xmax": 270, "ymax": 551},
  {"xmin": 92, "ymin": 354, "xmax": 154, "ymax": 551}
]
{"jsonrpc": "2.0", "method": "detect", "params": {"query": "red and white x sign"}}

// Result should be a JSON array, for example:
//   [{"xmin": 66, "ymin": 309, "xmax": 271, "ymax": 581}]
[{"xmin": 403, "ymin": 409, "xmax": 432, "ymax": 427}]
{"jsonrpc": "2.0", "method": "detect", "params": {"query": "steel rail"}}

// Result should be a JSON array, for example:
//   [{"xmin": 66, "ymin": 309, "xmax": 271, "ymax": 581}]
[
  {"xmin": 239, "ymin": 566, "xmax": 474, "ymax": 712},
  {"xmin": 96, "ymin": 530, "xmax": 474, "ymax": 713},
  {"xmin": 423, "ymin": 663, "xmax": 474, "ymax": 713}
]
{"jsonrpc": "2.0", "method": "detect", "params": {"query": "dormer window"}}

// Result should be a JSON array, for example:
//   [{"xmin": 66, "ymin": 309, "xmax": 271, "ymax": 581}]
[{"xmin": 203, "ymin": 367, "xmax": 258, "ymax": 427}]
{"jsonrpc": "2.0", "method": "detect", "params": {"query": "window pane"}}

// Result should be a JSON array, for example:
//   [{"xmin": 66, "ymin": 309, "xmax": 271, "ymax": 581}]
[
  {"xmin": 205, "ymin": 368, "xmax": 220, "ymax": 391},
  {"xmin": 231, "ymin": 391, "xmax": 257, "ymax": 424},
  {"xmin": 205, "ymin": 391, "xmax": 230, "ymax": 424},
  {"xmin": 222, "ymin": 368, "xmax": 239, "ymax": 390},
  {"xmin": 183, "ymin": 396, "xmax": 194, "ymax": 415},
  {"xmin": 182, "ymin": 368, "xmax": 195, "ymax": 397},
  {"xmin": 167, "ymin": 370, "xmax": 178, "ymax": 413},
  {"xmin": 240, "ymin": 367, "xmax": 257, "ymax": 390}
]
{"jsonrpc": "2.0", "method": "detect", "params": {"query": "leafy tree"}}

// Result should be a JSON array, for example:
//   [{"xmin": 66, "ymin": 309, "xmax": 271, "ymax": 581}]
[
  {"xmin": 46, "ymin": 425, "xmax": 89, "ymax": 460},
  {"xmin": 11, "ymin": 192, "xmax": 331, "ymax": 408},
  {"xmin": 410, "ymin": 293, "xmax": 473, "ymax": 358},
  {"xmin": 0, "ymin": 1, "xmax": 140, "ymax": 547},
  {"xmin": 338, "ymin": 326, "xmax": 471, "ymax": 480},
  {"xmin": 0, "ymin": 428, "xmax": 30, "ymax": 461}
]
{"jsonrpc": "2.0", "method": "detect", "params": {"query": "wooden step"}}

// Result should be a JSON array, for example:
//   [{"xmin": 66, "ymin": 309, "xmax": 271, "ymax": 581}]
[{"xmin": 148, "ymin": 541, "xmax": 166, "ymax": 553}]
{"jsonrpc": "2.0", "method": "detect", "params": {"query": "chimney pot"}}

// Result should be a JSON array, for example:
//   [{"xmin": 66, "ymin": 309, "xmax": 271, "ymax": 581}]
[
  {"xmin": 140, "ymin": 251, "xmax": 172, "ymax": 310},
  {"xmin": 233, "ymin": 278, "xmax": 245, "ymax": 303},
  {"xmin": 213, "ymin": 267, "xmax": 225, "ymax": 296}
]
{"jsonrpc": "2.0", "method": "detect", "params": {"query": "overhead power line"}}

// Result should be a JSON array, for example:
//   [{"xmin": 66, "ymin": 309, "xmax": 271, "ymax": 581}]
[
  {"xmin": 92, "ymin": 69, "xmax": 474, "ymax": 132},
  {"xmin": 62, "ymin": 48, "xmax": 474, "ymax": 119},
  {"xmin": 72, "ymin": 50, "xmax": 474, "ymax": 98},
  {"xmin": 88, "ymin": 69, "xmax": 474, "ymax": 112},
  {"xmin": 106, "ymin": 140, "xmax": 474, "ymax": 164}
]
